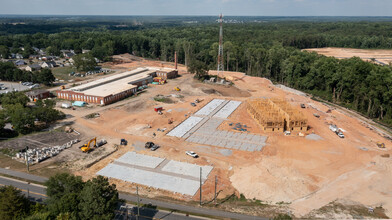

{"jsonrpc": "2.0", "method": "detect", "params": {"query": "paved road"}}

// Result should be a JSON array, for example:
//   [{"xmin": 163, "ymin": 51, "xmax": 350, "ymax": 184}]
[
  {"xmin": 0, "ymin": 168, "xmax": 48, "ymax": 183},
  {"xmin": 0, "ymin": 176, "xmax": 47, "ymax": 202},
  {"xmin": 0, "ymin": 170, "xmax": 267, "ymax": 220},
  {"xmin": 114, "ymin": 205, "xmax": 207, "ymax": 220}
]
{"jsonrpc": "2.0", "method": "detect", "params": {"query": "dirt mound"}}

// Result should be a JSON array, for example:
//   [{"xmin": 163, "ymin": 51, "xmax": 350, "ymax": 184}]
[{"xmin": 202, "ymin": 88, "xmax": 219, "ymax": 94}]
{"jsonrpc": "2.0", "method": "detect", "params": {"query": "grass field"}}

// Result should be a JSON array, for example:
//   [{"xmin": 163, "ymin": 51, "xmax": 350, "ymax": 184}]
[{"xmin": 52, "ymin": 66, "xmax": 76, "ymax": 80}]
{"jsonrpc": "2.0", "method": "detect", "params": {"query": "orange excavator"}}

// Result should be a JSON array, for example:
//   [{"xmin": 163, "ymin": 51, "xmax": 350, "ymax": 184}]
[{"xmin": 81, "ymin": 138, "xmax": 97, "ymax": 153}]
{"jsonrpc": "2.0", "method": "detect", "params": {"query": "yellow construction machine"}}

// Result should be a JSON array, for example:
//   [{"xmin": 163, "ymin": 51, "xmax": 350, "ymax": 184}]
[
  {"xmin": 377, "ymin": 142, "xmax": 386, "ymax": 149},
  {"xmin": 174, "ymin": 87, "xmax": 181, "ymax": 91},
  {"xmin": 81, "ymin": 138, "xmax": 97, "ymax": 153}
]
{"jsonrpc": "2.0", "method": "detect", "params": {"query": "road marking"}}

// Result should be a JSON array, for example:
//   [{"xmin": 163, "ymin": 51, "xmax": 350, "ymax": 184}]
[{"xmin": 0, "ymin": 183, "xmax": 47, "ymax": 198}]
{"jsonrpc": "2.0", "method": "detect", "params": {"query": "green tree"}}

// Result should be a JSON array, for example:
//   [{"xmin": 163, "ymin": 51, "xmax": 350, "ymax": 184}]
[
  {"xmin": 78, "ymin": 176, "xmax": 118, "ymax": 220},
  {"xmin": 188, "ymin": 59, "xmax": 209, "ymax": 79},
  {"xmin": 36, "ymin": 69, "xmax": 56, "ymax": 86},
  {"xmin": 1, "ymin": 92, "xmax": 30, "ymax": 107},
  {"xmin": 0, "ymin": 185, "xmax": 30, "ymax": 219},
  {"xmin": 73, "ymin": 53, "xmax": 96, "ymax": 71},
  {"xmin": 6, "ymin": 103, "xmax": 35, "ymax": 134},
  {"xmin": 0, "ymin": 110, "xmax": 5, "ymax": 130},
  {"xmin": 22, "ymin": 44, "xmax": 35, "ymax": 58},
  {"xmin": 0, "ymin": 45, "xmax": 10, "ymax": 59},
  {"xmin": 45, "ymin": 173, "xmax": 84, "ymax": 218}
]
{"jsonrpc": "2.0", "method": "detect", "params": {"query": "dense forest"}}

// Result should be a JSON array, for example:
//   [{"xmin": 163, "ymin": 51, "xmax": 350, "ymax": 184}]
[{"xmin": 0, "ymin": 17, "xmax": 391, "ymax": 126}]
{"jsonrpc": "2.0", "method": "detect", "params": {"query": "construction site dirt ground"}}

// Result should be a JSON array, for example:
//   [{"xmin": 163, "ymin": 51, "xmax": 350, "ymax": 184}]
[
  {"xmin": 3, "ymin": 54, "xmax": 391, "ymax": 218},
  {"xmin": 303, "ymin": 47, "xmax": 392, "ymax": 64}
]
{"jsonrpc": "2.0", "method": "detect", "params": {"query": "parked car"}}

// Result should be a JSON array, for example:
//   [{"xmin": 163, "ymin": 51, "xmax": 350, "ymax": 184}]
[
  {"xmin": 337, "ymin": 132, "xmax": 345, "ymax": 138},
  {"xmin": 120, "ymin": 139, "xmax": 128, "ymax": 145},
  {"xmin": 29, "ymin": 84, "xmax": 40, "ymax": 89},
  {"xmin": 186, "ymin": 151, "xmax": 198, "ymax": 158},
  {"xmin": 145, "ymin": 142, "xmax": 154, "ymax": 149},
  {"xmin": 190, "ymin": 102, "xmax": 196, "ymax": 107},
  {"xmin": 300, "ymin": 104, "xmax": 306, "ymax": 108},
  {"xmin": 150, "ymin": 145, "xmax": 160, "ymax": 151}
]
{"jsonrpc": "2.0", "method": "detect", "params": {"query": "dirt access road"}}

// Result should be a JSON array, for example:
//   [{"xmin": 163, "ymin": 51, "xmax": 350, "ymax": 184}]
[
  {"xmin": 304, "ymin": 47, "xmax": 392, "ymax": 65},
  {"xmin": 55, "ymin": 54, "xmax": 392, "ymax": 218}
]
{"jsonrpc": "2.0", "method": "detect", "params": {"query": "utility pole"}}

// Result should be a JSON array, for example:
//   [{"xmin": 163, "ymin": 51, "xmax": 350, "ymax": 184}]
[
  {"xmin": 25, "ymin": 155, "xmax": 29, "ymax": 172},
  {"xmin": 217, "ymin": 13, "xmax": 224, "ymax": 77},
  {"xmin": 214, "ymin": 175, "xmax": 217, "ymax": 205},
  {"xmin": 136, "ymin": 186, "xmax": 140, "ymax": 220},
  {"xmin": 199, "ymin": 167, "xmax": 202, "ymax": 206},
  {"xmin": 125, "ymin": 204, "xmax": 128, "ymax": 220},
  {"xmin": 25, "ymin": 146, "xmax": 29, "ymax": 172}
]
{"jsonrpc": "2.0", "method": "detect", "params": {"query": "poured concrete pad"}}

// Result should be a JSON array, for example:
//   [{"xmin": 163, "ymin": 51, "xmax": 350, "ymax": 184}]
[
  {"xmin": 213, "ymin": 100, "xmax": 242, "ymax": 119},
  {"xmin": 161, "ymin": 160, "xmax": 213, "ymax": 180},
  {"xmin": 194, "ymin": 99, "xmax": 225, "ymax": 116},
  {"xmin": 167, "ymin": 116, "xmax": 203, "ymax": 138},
  {"xmin": 116, "ymin": 152, "xmax": 165, "ymax": 169},
  {"xmin": 97, "ymin": 163, "xmax": 201, "ymax": 196}
]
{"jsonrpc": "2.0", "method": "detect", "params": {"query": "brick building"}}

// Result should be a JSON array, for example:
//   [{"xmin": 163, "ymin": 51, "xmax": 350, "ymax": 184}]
[{"xmin": 56, "ymin": 67, "xmax": 178, "ymax": 105}]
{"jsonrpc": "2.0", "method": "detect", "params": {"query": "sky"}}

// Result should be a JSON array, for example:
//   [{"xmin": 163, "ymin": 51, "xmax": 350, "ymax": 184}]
[{"xmin": 0, "ymin": 0, "xmax": 392, "ymax": 16}]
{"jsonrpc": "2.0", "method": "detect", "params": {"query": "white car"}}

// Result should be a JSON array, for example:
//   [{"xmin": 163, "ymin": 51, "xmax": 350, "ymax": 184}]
[
  {"xmin": 337, "ymin": 132, "xmax": 345, "ymax": 138},
  {"xmin": 186, "ymin": 151, "xmax": 198, "ymax": 158}
]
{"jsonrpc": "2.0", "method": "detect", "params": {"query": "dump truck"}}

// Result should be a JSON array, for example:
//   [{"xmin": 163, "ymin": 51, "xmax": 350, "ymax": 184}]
[{"xmin": 81, "ymin": 138, "xmax": 97, "ymax": 153}]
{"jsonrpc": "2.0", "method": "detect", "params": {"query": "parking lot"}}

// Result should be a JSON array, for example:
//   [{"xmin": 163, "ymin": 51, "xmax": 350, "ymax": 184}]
[{"xmin": 0, "ymin": 81, "xmax": 31, "ymax": 94}]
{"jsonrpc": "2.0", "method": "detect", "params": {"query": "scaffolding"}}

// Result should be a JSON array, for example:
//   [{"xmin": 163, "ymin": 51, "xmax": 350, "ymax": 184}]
[{"xmin": 247, "ymin": 98, "xmax": 308, "ymax": 132}]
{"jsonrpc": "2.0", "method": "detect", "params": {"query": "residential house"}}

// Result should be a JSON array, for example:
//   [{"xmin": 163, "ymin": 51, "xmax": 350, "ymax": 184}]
[
  {"xmin": 14, "ymin": 60, "xmax": 26, "ymax": 66},
  {"xmin": 82, "ymin": 49, "xmax": 90, "ymax": 54},
  {"xmin": 26, "ymin": 64, "xmax": 42, "ymax": 72},
  {"xmin": 29, "ymin": 55, "xmax": 40, "ymax": 59},
  {"xmin": 15, "ymin": 54, "xmax": 23, "ymax": 59},
  {"xmin": 65, "ymin": 52, "xmax": 75, "ymax": 59},
  {"xmin": 41, "ymin": 61, "xmax": 57, "ymax": 68},
  {"xmin": 38, "ymin": 49, "xmax": 46, "ymax": 56}
]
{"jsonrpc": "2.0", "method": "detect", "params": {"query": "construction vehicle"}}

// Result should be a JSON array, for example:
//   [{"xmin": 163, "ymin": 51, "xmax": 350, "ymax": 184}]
[
  {"xmin": 168, "ymin": 118, "xmax": 173, "ymax": 124},
  {"xmin": 195, "ymin": 98, "xmax": 203, "ymax": 103},
  {"xmin": 81, "ymin": 138, "xmax": 97, "ymax": 153},
  {"xmin": 377, "ymin": 142, "xmax": 386, "ymax": 148},
  {"xmin": 174, "ymin": 87, "xmax": 181, "ymax": 91}
]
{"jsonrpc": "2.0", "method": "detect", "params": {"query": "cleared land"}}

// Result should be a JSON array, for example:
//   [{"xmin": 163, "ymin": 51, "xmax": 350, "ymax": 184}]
[
  {"xmin": 2, "ymin": 54, "xmax": 391, "ymax": 218},
  {"xmin": 304, "ymin": 47, "xmax": 392, "ymax": 65}
]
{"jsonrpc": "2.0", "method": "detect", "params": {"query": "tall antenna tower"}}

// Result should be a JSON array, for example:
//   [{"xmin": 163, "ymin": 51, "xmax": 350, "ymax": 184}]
[{"xmin": 217, "ymin": 13, "xmax": 224, "ymax": 76}]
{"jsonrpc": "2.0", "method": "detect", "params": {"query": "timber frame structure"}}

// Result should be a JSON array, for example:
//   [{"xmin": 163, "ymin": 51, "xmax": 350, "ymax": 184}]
[{"xmin": 247, "ymin": 98, "xmax": 308, "ymax": 132}]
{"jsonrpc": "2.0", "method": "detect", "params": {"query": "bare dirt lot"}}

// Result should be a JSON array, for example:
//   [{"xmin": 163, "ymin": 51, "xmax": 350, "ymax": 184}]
[
  {"xmin": 0, "ymin": 131, "xmax": 78, "ymax": 150},
  {"xmin": 304, "ymin": 47, "xmax": 392, "ymax": 65},
  {"xmin": 2, "ymin": 54, "xmax": 391, "ymax": 218},
  {"xmin": 70, "ymin": 55, "xmax": 392, "ymax": 218}
]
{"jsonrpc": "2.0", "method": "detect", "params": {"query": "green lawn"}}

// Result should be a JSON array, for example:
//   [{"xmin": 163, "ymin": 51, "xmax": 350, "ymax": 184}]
[{"xmin": 52, "ymin": 66, "xmax": 77, "ymax": 80}]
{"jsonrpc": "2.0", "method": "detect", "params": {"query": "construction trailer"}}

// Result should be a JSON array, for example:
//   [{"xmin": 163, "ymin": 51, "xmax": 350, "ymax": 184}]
[{"xmin": 247, "ymin": 98, "xmax": 308, "ymax": 132}]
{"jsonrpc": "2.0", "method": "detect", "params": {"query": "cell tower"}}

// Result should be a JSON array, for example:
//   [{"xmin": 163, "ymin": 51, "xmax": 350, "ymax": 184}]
[{"xmin": 217, "ymin": 13, "xmax": 224, "ymax": 76}]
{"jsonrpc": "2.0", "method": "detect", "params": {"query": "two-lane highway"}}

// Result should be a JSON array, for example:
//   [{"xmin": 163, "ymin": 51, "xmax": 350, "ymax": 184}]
[
  {"xmin": 0, "ymin": 171, "xmax": 267, "ymax": 220},
  {"xmin": 0, "ymin": 176, "xmax": 46, "ymax": 201}
]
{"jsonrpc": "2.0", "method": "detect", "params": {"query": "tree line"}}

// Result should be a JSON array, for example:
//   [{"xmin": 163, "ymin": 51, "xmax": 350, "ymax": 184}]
[
  {"xmin": 0, "ymin": 21, "xmax": 391, "ymax": 125},
  {"xmin": 0, "ymin": 173, "xmax": 119, "ymax": 219}
]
